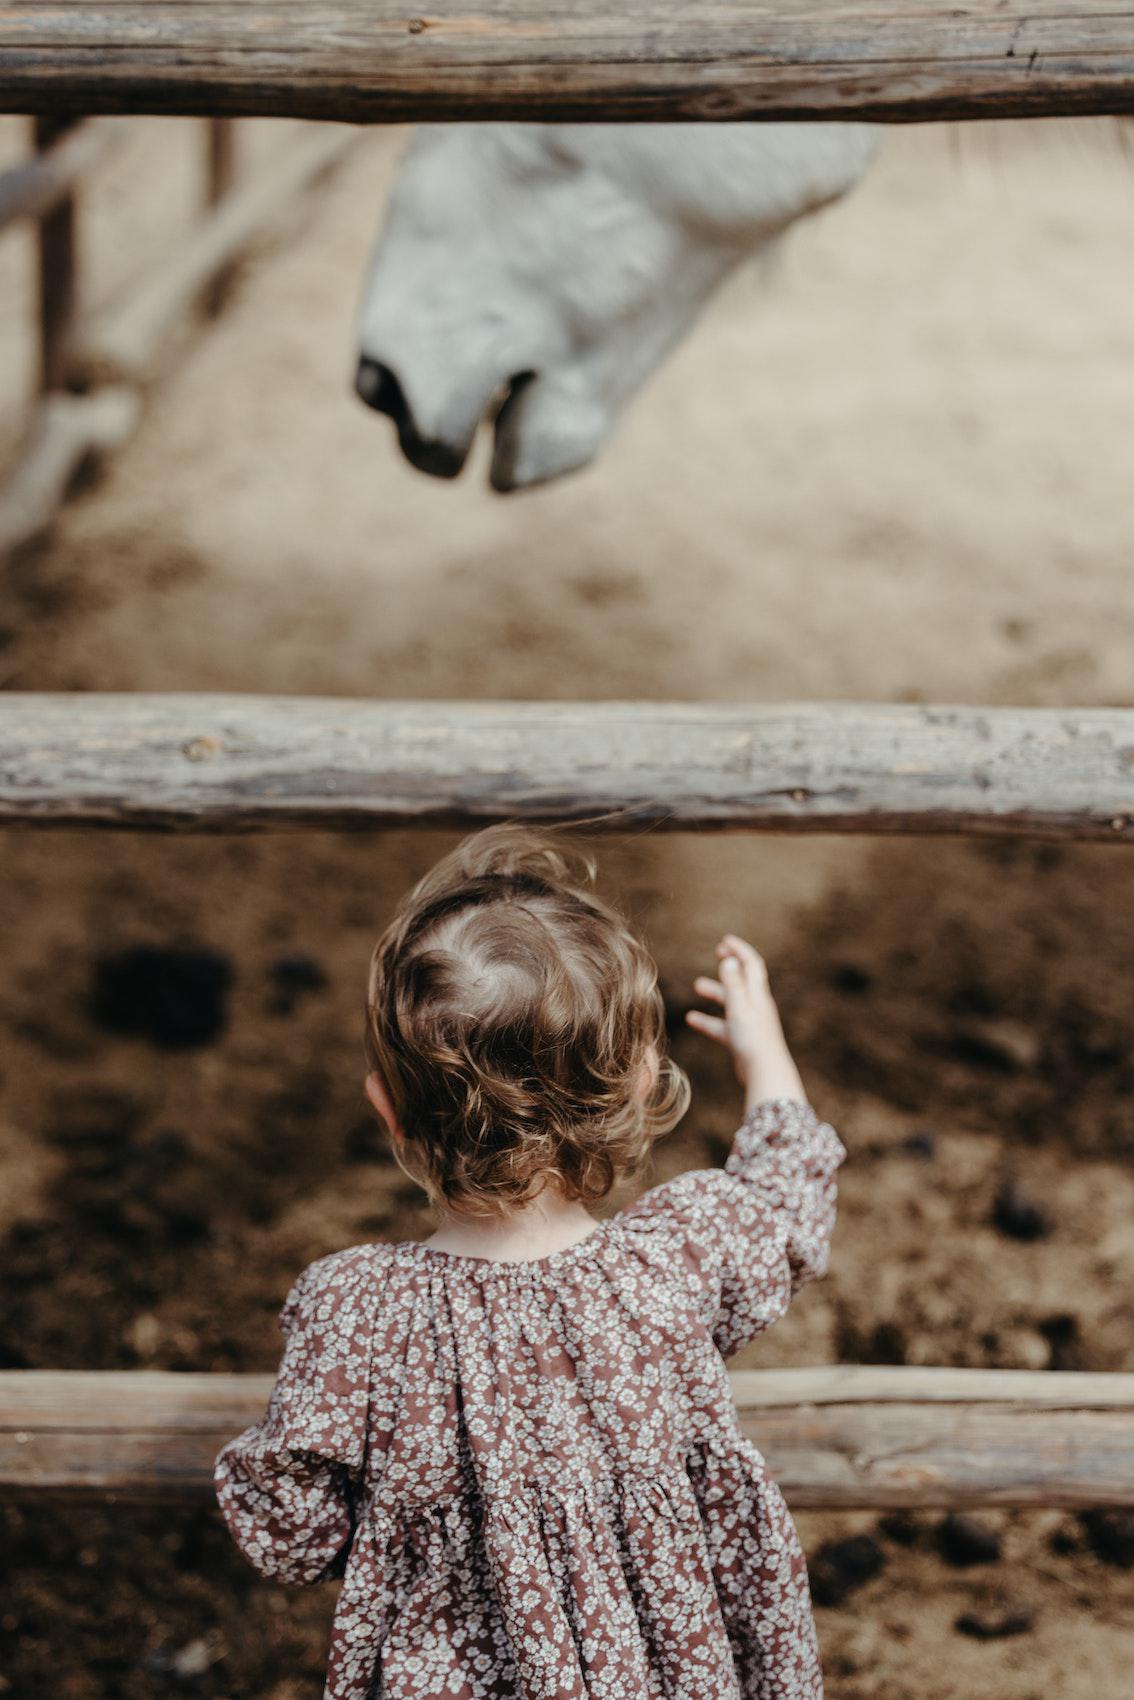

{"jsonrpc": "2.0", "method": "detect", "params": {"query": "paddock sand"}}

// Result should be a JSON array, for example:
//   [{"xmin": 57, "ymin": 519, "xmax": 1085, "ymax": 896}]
[{"xmin": 1, "ymin": 117, "xmax": 1133, "ymax": 1700}]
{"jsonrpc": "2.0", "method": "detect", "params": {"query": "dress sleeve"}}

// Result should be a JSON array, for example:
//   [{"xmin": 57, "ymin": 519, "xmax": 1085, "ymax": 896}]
[
  {"xmin": 625, "ymin": 1095, "xmax": 847, "ymax": 1359},
  {"xmin": 213, "ymin": 1246, "xmax": 378, "ymax": 1586}
]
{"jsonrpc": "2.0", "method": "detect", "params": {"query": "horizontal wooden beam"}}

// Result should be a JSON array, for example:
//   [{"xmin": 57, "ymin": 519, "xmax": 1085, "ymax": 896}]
[
  {"xmin": 4, "ymin": 1367, "xmax": 1133, "ymax": 1507},
  {"xmin": 1, "ymin": 3, "xmax": 1133, "ymax": 126},
  {"xmin": 0, "ymin": 695, "xmax": 1132, "ymax": 838}
]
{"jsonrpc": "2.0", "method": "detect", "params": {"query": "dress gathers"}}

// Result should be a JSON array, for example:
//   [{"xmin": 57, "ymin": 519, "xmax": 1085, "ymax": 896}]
[{"xmin": 214, "ymin": 1095, "xmax": 847, "ymax": 1700}]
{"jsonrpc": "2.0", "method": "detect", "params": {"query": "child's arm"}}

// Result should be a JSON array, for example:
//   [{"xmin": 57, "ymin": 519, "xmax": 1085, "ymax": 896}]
[
  {"xmin": 213, "ymin": 1248, "xmax": 376, "ymax": 1586},
  {"xmin": 657, "ymin": 933, "xmax": 846, "ymax": 1357},
  {"xmin": 705, "ymin": 1091, "xmax": 846, "ymax": 1355}
]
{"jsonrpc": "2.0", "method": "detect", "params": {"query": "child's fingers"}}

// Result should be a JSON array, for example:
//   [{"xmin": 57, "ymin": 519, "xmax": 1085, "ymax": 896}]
[
  {"xmin": 717, "ymin": 953, "xmax": 748, "ymax": 1002},
  {"xmin": 692, "ymin": 974, "xmax": 725, "ymax": 1005},
  {"xmin": 722, "ymin": 933, "xmax": 764, "ymax": 972},
  {"xmin": 719, "ymin": 934, "xmax": 768, "ymax": 989},
  {"xmin": 685, "ymin": 1009, "xmax": 728, "ymax": 1043},
  {"xmin": 715, "ymin": 941, "xmax": 748, "ymax": 980}
]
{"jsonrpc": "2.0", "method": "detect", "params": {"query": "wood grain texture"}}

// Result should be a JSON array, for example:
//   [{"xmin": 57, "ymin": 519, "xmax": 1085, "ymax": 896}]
[
  {"xmin": 4, "ymin": 1367, "xmax": 1133, "ymax": 1506},
  {"xmin": 1, "ymin": 2, "xmax": 1133, "ymax": 124},
  {"xmin": 0, "ymin": 694, "xmax": 1132, "ymax": 838}
]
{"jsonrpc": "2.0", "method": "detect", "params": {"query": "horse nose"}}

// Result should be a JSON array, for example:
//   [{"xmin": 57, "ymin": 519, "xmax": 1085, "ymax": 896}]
[
  {"xmin": 356, "ymin": 357, "xmax": 405, "ymax": 420},
  {"xmin": 354, "ymin": 356, "xmax": 469, "ymax": 479}
]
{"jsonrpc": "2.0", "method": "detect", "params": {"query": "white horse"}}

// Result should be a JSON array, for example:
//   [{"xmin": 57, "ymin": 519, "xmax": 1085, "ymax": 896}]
[{"xmin": 354, "ymin": 123, "xmax": 880, "ymax": 490}]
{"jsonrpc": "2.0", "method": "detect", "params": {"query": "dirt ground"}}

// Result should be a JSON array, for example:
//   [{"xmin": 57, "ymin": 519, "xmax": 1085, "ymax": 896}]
[{"xmin": 1, "ymin": 115, "xmax": 1133, "ymax": 1700}]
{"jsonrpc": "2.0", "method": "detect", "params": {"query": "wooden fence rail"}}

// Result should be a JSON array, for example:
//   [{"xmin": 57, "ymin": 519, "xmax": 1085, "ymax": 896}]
[
  {"xmin": 2, "ymin": 1, "xmax": 1134, "ymax": 126},
  {"xmin": 3, "ymin": 1366, "xmax": 1133, "ymax": 1507},
  {"xmin": 0, "ymin": 694, "xmax": 1132, "ymax": 838}
]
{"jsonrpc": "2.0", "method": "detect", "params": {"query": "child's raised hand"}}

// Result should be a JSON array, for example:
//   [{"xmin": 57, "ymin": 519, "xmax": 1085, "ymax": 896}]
[
  {"xmin": 686, "ymin": 933, "xmax": 807, "ymax": 1113},
  {"xmin": 686, "ymin": 933, "xmax": 773, "ymax": 1075}
]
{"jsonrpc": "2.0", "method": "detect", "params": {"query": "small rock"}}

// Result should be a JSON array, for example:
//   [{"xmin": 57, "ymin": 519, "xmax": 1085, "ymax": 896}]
[
  {"xmin": 1048, "ymin": 1517, "xmax": 1083, "ymax": 1556},
  {"xmin": 1078, "ymin": 1508, "xmax": 1134, "ymax": 1568},
  {"xmin": 936, "ymin": 1512, "xmax": 1002, "ymax": 1567},
  {"xmin": 991, "ymin": 1177, "xmax": 1051, "ymax": 1242},
  {"xmin": 954, "ymin": 1017, "xmax": 1042, "ymax": 1071},
  {"xmin": 831, "ymin": 962, "xmax": 873, "ymax": 995},
  {"xmin": 995, "ymin": 1327, "xmax": 1052, "ymax": 1371},
  {"xmin": 954, "ymin": 1600, "xmax": 1035, "ymax": 1640},
  {"xmin": 876, "ymin": 1510, "xmax": 924, "ymax": 1547},
  {"xmin": 898, "ymin": 1128, "xmax": 937, "ymax": 1159},
  {"xmin": 808, "ymin": 1534, "xmax": 886, "ymax": 1606},
  {"xmin": 128, "ymin": 1312, "xmax": 161, "ymax": 1357},
  {"xmin": 1037, "ymin": 1312, "xmax": 1082, "ymax": 1371},
  {"xmin": 141, "ymin": 1636, "xmax": 221, "ymax": 1681},
  {"xmin": 267, "ymin": 953, "xmax": 329, "ymax": 1016},
  {"xmin": 171, "ymin": 1639, "xmax": 214, "ymax": 1679},
  {"xmin": 271, "ymin": 952, "xmax": 328, "ymax": 991},
  {"xmin": 866, "ymin": 1319, "xmax": 907, "ymax": 1365},
  {"xmin": 90, "ymin": 945, "xmax": 232, "ymax": 1049}
]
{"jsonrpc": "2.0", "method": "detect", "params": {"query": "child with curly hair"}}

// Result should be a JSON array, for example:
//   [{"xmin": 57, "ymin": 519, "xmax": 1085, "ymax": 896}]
[{"xmin": 214, "ymin": 823, "xmax": 847, "ymax": 1699}]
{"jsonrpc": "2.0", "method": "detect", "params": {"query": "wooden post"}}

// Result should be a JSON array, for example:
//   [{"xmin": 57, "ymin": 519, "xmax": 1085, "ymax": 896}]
[
  {"xmin": 0, "ymin": 390, "xmax": 141, "ymax": 558},
  {"xmin": 0, "ymin": 118, "xmax": 122, "ymax": 230},
  {"xmin": 203, "ymin": 117, "xmax": 237, "ymax": 315},
  {"xmin": 33, "ymin": 114, "xmax": 79, "ymax": 392},
  {"xmin": 72, "ymin": 125, "xmax": 352, "ymax": 386}
]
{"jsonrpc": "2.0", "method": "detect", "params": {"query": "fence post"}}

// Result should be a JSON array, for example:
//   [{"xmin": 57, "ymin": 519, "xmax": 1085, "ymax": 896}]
[
  {"xmin": 204, "ymin": 117, "xmax": 237, "ymax": 315},
  {"xmin": 34, "ymin": 114, "xmax": 79, "ymax": 393}
]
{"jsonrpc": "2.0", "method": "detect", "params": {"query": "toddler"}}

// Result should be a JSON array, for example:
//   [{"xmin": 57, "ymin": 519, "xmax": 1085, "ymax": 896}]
[{"xmin": 214, "ymin": 823, "xmax": 847, "ymax": 1699}]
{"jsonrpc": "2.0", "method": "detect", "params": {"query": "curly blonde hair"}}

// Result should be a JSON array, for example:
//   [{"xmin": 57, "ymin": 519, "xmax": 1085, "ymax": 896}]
[{"xmin": 365, "ymin": 822, "xmax": 690, "ymax": 1220}]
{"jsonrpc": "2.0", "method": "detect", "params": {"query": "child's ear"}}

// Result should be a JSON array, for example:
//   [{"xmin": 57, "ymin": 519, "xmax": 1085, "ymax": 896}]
[
  {"xmin": 637, "ymin": 1045, "xmax": 660, "ymax": 1101},
  {"xmin": 365, "ymin": 1071, "xmax": 404, "ymax": 1143}
]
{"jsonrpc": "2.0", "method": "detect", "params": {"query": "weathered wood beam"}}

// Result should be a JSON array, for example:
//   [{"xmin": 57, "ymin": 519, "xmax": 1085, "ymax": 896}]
[
  {"xmin": 3, "ymin": 1367, "xmax": 1133, "ymax": 1507},
  {"xmin": 1, "ymin": 2, "xmax": 1133, "ymax": 126},
  {"xmin": 0, "ymin": 390, "xmax": 141, "ymax": 559},
  {"xmin": 0, "ymin": 117, "xmax": 124, "ymax": 230},
  {"xmin": 71, "ymin": 124, "xmax": 354, "ymax": 386},
  {"xmin": 34, "ymin": 113, "xmax": 80, "ymax": 393},
  {"xmin": 203, "ymin": 117, "xmax": 238, "ymax": 317},
  {"xmin": 0, "ymin": 695, "xmax": 1131, "ymax": 838}
]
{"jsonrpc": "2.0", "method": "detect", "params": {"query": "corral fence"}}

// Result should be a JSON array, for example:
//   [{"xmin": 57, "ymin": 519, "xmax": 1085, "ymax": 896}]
[
  {"xmin": 0, "ymin": 0, "xmax": 1133, "ymax": 1515},
  {"xmin": 0, "ymin": 109, "xmax": 353, "ymax": 556}
]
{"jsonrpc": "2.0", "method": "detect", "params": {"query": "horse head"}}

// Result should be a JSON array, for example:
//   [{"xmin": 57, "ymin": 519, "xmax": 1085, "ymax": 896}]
[{"xmin": 355, "ymin": 122, "xmax": 879, "ymax": 489}]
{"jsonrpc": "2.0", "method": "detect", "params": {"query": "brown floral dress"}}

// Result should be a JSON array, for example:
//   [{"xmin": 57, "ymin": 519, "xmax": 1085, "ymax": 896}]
[{"xmin": 214, "ymin": 1095, "xmax": 847, "ymax": 1700}]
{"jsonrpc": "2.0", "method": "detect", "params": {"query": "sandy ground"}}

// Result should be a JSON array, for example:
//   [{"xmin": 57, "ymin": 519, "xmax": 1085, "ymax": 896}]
[{"xmin": 1, "ymin": 115, "xmax": 1133, "ymax": 1699}]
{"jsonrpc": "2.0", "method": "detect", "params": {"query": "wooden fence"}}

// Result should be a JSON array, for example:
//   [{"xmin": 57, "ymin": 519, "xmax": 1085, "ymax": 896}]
[
  {"xmin": 0, "ymin": 115, "xmax": 352, "ymax": 557},
  {"xmin": 0, "ymin": 694, "xmax": 1131, "ymax": 839},
  {"xmin": 5, "ymin": 1367, "xmax": 1134, "ymax": 1508},
  {"xmin": 0, "ymin": 0, "xmax": 1132, "ymax": 1521},
  {"xmin": 1, "ymin": 1, "xmax": 1134, "ymax": 124}
]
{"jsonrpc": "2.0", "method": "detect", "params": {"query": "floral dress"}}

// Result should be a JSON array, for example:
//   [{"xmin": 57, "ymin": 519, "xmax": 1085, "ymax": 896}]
[{"xmin": 214, "ymin": 1095, "xmax": 847, "ymax": 1700}]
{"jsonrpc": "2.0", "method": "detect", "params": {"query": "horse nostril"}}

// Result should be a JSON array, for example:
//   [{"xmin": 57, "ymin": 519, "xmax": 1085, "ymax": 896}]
[
  {"xmin": 355, "ymin": 357, "xmax": 410, "ymax": 426},
  {"xmin": 356, "ymin": 356, "xmax": 471, "ymax": 479}
]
